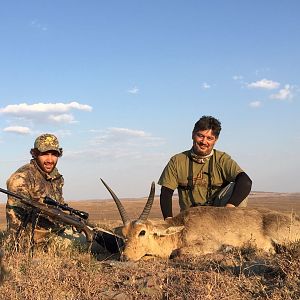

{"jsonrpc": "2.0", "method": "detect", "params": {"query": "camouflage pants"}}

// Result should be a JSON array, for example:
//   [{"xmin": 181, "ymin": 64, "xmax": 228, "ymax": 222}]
[{"xmin": 213, "ymin": 182, "xmax": 248, "ymax": 207}]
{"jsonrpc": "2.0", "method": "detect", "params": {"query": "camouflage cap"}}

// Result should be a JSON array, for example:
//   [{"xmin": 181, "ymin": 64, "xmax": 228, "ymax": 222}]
[{"xmin": 33, "ymin": 133, "xmax": 63, "ymax": 156}]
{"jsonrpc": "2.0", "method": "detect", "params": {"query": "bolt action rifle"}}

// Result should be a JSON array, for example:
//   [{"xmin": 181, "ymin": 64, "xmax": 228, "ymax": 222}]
[{"xmin": 0, "ymin": 187, "xmax": 124, "ymax": 253}]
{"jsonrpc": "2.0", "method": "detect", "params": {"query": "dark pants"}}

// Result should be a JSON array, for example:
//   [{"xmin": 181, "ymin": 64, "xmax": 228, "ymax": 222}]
[{"xmin": 213, "ymin": 182, "xmax": 248, "ymax": 207}]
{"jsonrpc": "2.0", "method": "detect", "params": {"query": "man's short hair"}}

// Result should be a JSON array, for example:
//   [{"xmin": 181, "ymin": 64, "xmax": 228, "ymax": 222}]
[{"xmin": 193, "ymin": 116, "xmax": 222, "ymax": 138}]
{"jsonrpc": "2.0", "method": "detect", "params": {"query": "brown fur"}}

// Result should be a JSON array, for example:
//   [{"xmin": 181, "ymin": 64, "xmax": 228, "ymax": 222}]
[{"xmin": 120, "ymin": 207, "xmax": 300, "ymax": 261}]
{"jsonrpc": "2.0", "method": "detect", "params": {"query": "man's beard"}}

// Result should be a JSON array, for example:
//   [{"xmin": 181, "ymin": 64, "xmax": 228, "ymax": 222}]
[{"xmin": 193, "ymin": 142, "xmax": 213, "ymax": 156}]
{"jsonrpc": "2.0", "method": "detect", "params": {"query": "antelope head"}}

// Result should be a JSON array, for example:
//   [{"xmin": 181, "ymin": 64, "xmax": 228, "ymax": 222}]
[{"xmin": 100, "ymin": 179, "xmax": 183, "ymax": 261}]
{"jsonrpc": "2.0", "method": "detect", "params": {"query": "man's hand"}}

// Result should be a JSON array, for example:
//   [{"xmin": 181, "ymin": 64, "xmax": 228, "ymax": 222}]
[{"xmin": 225, "ymin": 203, "xmax": 235, "ymax": 208}]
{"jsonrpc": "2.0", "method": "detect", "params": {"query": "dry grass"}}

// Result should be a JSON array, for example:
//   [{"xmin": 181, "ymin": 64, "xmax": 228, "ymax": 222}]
[
  {"xmin": 0, "ymin": 193, "xmax": 299, "ymax": 299},
  {"xmin": 0, "ymin": 234, "xmax": 299, "ymax": 299}
]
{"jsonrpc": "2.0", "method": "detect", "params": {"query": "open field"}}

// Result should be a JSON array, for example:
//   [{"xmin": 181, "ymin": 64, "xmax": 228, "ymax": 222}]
[
  {"xmin": 0, "ymin": 192, "xmax": 300, "ymax": 299},
  {"xmin": 1, "ymin": 192, "xmax": 300, "ymax": 229}
]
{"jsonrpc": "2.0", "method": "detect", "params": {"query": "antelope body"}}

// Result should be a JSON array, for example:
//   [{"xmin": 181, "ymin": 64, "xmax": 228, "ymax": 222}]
[{"xmin": 101, "ymin": 180, "xmax": 300, "ymax": 261}]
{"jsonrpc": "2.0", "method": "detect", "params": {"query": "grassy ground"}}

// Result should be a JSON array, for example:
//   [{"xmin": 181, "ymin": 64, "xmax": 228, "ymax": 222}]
[
  {"xmin": 0, "ymin": 235, "xmax": 299, "ymax": 299},
  {"xmin": 0, "ymin": 193, "xmax": 300, "ymax": 299}
]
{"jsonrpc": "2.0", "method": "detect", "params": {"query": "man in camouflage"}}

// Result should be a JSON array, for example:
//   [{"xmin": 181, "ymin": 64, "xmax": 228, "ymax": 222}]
[
  {"xmin": 158, "ymin": 116, "xmax": 253, "ymax": 220},
  {"xmin": 6, "ymin": 133, "xmax": 66, "ymax": 242},
  {"xmin": 6, "ymin": 133, "xmax": 123, "ymax": 254}
]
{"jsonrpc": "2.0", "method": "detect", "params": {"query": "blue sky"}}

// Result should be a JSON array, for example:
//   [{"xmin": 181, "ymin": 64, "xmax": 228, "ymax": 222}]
[{"xmin": 0, "ymin": 1, "xmax": 299, "ymax": 202}]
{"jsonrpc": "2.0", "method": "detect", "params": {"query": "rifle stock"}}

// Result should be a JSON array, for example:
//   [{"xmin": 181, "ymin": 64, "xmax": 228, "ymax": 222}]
[
  {"xmin": 0, "ymin": 187, "xmax": 94, "ymax": 244},
  {"xmin": 1, "ymin": 187, "xmax": 125, "ymax": 254}
]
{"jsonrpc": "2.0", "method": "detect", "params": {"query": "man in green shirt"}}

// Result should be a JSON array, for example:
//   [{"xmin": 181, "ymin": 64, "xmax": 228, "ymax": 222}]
[{"xmin": 158, "ymin": 116, "xmax": 252, "ymax": 219}]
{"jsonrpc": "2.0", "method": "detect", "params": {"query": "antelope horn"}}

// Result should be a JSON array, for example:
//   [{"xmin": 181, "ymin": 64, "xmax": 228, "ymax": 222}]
[
  {"xmin": 137, "ymin": 182, "xmax": 155, "ymax": 223},
  {"xmin": 100, "ymin": 179, "xmax": 130, "ymax": 225}
]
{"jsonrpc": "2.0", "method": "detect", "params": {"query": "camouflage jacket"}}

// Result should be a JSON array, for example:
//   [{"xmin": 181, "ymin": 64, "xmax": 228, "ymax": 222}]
[{"xmin": 6, "ymin": 159, "xmax": 65, "ymax": 234}]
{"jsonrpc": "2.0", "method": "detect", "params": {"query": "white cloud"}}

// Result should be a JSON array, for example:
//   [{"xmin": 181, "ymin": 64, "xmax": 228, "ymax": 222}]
[
  {"xmin": 64, "ymin": 127, "xmax": 165, "ymax": 161},
  {"xmin": 30, "ymin": 20, "xmax": 48, "ymax": 31},
  {"xmin": 128, "ymin": 86, "xmax": 139, "ymax": 94},
  {"xmin": 52, "ymin": 129, "xmax": 72, "ymax": 137},
  {"xmin": 97, "ymin": 127, "xmax": 162, "ymax": 146},
  {"xmin": 249, "ymin": 101, "xmax": 262, "ymax": 108},
  {"xmin": 0, "ymin": 102, "xmax": 92, "ymax": 115},
  {"xmin": 3, "ymin": 126, "xmax": 31, "ymax": 134},
  {"xmin": 94, "ymin": 127, "xmax": 163, "ymax": 145},
  {"xmin": 48, "ymin": 114, "xmax": 76, "ymax": 123},
  {"xmin": 64, "ymin": 147, "xmax": 165, "ymax": 161},
  {"xmin": 0, "ymin": 101, "xmax": 92, "ymax": 125},
  {"xmin": 254, "ymin": 68, "xmax": 271, "ymax": 76},
  {"xmin": 233, "ymin": 75, "xmax": 243, "ymax": 81},
  {"xmin": 201, "ymin": 82, "xmax": 211, "ymax": 89},
  {"xmin": 270, "ymin": 84, "xmax": 293, "ymax": 100},
  {"xmin": 109, "ymin": 127, "xmax": 149, "ymax": 138},
  {"xmin": 247, "ymin": 79, "xmax": 280, "ymax": 90}
]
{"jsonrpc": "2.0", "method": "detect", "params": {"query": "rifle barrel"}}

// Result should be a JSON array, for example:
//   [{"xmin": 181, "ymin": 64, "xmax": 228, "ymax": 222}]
[
  {"xmin": 0, "ymin": 187, "xmax": 24, "ymax": 200},
  {"xmin": 0, "ymin": 187, "xmax": 94, "ymax": 243}
]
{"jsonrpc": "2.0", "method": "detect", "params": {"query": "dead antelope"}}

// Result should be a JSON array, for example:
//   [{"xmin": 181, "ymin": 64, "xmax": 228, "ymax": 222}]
[{"xmin": 101, "ymin": 179, "xmax": 300, "ymax": 261}]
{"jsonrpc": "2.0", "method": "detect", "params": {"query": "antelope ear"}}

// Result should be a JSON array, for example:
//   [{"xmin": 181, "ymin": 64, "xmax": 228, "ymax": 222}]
[{"xmin": 154, "ymin": 226, "xmax": 185, "ymax": 237}]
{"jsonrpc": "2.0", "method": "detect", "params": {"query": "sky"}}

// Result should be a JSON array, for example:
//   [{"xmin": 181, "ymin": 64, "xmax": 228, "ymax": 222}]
[{"xmin": 0, "ymin": 1, "xmax": 299, "ymax": 203}]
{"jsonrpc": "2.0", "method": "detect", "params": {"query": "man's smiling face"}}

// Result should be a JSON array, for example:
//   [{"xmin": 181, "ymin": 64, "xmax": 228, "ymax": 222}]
[
  {"xmin": 35, "ymin": 150, "xmax": 59, "ymax": 174},
  {"xmin": 192, "ymin": 129, "xmax": 217, "ymax": 156}
]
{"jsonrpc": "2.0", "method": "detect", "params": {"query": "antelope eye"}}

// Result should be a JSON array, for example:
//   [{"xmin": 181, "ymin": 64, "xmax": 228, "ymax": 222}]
[{"xmin": 138, "ymin": 230, "xmax": 146, "ymax": 237}]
